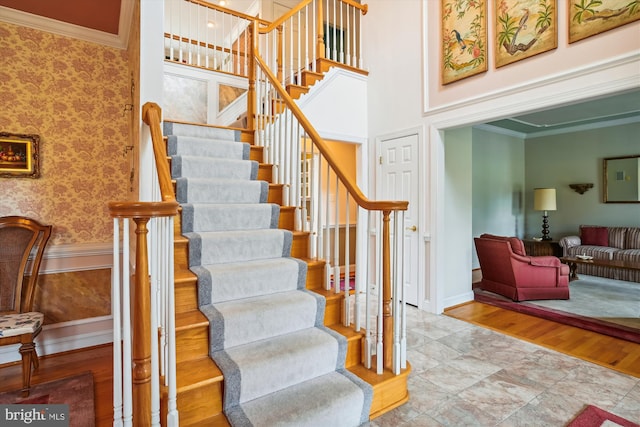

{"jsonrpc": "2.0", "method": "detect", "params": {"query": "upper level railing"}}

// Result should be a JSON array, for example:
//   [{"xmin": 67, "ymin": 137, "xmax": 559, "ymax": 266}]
[{"xmin": 163, "ymin": 0, "xmax": 367, "ymax": 84}]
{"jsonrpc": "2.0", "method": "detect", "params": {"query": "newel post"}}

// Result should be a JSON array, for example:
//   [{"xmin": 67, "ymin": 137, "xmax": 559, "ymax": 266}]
[
  {"xmin": 382, "ymin": 210, "xmax": 393, "ymax": 369},
  {"xmin": 132, "ymin": 216, "xmax": 152, "ymax": 427}
]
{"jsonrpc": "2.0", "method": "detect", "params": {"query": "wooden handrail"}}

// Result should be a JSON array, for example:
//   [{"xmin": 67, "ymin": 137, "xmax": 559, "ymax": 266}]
[
  {"xmin": 258, "ymin": 0, "xmax": 314, "ymax": 33},
  {"xmin": 164, "ymin": 33, "xmax": 249, "ymax": 59},
  {"xmin": 185, "ymin": 0, "xmax": 270, "ymax": 24},
  {"xmin": 259, "ymin": 0, "xmax": 367, "ymax": 34},
  {"xmin": 253, "ymin": 50, "xmax": 407, "ymax": 212},
  {"xmin": 142, "ymin": 103, "xmax": 176, "ymax": 203}
]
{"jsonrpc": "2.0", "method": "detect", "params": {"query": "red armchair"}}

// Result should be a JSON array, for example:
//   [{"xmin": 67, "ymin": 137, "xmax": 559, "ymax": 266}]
[{"xmin": 474, "ymin": 234, "xmax": 570, "ymax": 301}]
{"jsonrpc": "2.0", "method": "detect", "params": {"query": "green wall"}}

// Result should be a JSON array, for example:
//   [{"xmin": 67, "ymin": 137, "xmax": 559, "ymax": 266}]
[{"xmin": 524, "ymin": 122, "xmax": 640, "ymax": 238}]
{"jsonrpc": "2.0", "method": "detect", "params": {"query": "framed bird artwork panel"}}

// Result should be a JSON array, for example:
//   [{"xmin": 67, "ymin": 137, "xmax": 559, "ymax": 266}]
[
  {"xmin": 494, "ymin": 0, "xmax": 557, "ymax": 68},
  {"xmin": 569, "ymin": 0, "xmax": 640, "ymax": 43},
  {"xmin": 441, "ymin": 0, "xmax": 488, "ymax": 85}
]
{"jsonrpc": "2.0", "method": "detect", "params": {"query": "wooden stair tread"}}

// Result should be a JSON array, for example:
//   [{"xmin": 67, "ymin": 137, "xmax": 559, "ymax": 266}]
[
  {"xmin": 176, "ymin": 310, "xmax": 209, "ymax": 330},
  {"xmin": 176, "ymin": 357, "xmax": 223, "ymax": 390},
  {"xmin": 181, "ymin": 413, "xmax": 230, "ymax": 427}
]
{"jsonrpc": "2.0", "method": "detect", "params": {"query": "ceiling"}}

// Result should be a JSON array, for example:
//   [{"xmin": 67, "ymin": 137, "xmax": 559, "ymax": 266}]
[
  {"xmin": 1, "ymin": 1, "xmax": 638, "ymax": 136},
  {"xmin": 482, "ymin": 90, "xmax": 640, "ymax": 138},
  {"xmin": 0, "ymin": 0, "xmax": 131, "ymax": 48}
]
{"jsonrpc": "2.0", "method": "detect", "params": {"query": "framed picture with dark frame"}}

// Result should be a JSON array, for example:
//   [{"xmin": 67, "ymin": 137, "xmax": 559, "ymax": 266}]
[
  {"xmin": 495, "ymin": 0, "xmax": 557, "ymax": 68},
  {"xmin": 569, "ymin": 0, "xmax": 640, "ymax": 43},
  {"xmin": 441, "ymin": 0, "xmax": 487, "ymax": 85},
  {"xmin": 0, "ymin": 132, "xmax": 40, "ymax": 178}
]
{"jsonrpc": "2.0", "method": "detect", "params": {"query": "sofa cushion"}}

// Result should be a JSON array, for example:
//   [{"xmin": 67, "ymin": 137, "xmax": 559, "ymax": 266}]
[
  {"xmin": 624, "ymin": 228, "xmax": 640, "ymax": 250},
  {"xmin": 480, "ymin": 234, "xmax": 526, "ymax": 256},
  {"xmin": 566, "ymin": 245, "xmax": 618, "ymax": 260},
  {"xmin": 608, "ymin": 227, "xmax": 628, "ymax": 249},
  {"xmin": 580, "ymin": 226, "xmax": 608, "ymax": 246},
  {"xmin": 612, "ymin": 249, "xmax": 640, "ymax": 263}
]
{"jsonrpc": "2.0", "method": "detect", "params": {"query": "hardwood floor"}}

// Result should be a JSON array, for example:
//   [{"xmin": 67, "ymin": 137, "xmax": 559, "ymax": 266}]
[
  {"xmin": 445, "ymin": 301, "xmax": 640, "ymax": 378},
  {"xmin": 0, "ymin": 302, "xmax": 637, "ymax": 425},
  {"xmin": 0, "ymin": 344, "xmax": 114, "ymax": 427}
]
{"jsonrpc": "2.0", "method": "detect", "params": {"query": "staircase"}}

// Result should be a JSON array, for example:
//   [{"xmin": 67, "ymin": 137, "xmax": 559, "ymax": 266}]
[{"xmin": 161, "ymin": 63, "xmax": 409, "ymax": 424}]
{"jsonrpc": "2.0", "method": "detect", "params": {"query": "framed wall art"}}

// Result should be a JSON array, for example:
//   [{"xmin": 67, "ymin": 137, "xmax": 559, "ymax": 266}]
[
  {"xmin": 0, "ymin": 132, "xmax": 40, "ymax": 178},
  {"xmin": 441, "ymin": 0, "xmax": 487, "ymax": 85},
  {"xmin": 495, "ymin": 0, "xmax": 557, "ymax": 68},
  {"xmin": 569, "ymin": 0, "xmax": 640, "ymax": 43}
]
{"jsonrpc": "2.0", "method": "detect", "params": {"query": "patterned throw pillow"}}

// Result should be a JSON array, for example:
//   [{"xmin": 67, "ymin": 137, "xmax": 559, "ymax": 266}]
[{"xmin": 580, "ymin": 226, "xmax": 608, "ymax": 246}]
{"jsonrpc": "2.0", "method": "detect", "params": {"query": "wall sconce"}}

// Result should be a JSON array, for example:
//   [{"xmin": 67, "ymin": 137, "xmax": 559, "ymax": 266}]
[
  {"xmin": 569, "ymin": 183, "xmax": 593, "ymax": 194},
  {"xmin": 534, "ymin": 188, "xmax": 556, "ymax": 241}
]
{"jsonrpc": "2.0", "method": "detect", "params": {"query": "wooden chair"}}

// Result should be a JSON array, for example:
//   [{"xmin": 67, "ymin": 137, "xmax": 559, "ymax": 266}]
[{"xmin": 0, "ymin": 216, "xmax": 52, "ymax": 396}]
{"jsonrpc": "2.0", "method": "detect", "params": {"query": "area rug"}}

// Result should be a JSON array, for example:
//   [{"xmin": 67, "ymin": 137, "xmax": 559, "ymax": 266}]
[
  {"xmin": 0, "ymin": 372, "xmax": 95, "ymax": 427},
  {"xmin": 567, "ymin": 405, "xmax": 639, "ymax": 427},
  {"xmin": 473, "ymin": 278, "xmax": 640, "ymax": 344}
]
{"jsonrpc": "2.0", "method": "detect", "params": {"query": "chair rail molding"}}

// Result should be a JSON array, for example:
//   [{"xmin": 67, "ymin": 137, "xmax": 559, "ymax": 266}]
[{"xmin": 40, "ymin": 242, "xmax": 113, "ymax": 274}]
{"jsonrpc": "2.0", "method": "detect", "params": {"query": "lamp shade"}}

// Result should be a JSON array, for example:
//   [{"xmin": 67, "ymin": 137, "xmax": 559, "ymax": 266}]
[{"xmin": 533, "ymin": 188, "xmax": 557, "ymax": 211}]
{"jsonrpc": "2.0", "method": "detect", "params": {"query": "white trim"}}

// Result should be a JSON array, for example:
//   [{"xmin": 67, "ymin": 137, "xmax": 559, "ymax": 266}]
[
  {"xmin": 0, "ymin": 316, "xmax": 113, "ymax": 365},
  {"xmin": 41, "ymin": 242, "xmax": 113, "ymax": 273},
  {"xmin": 0, "ymin": 4, "xmax": 133, "ymax": 49},
  {"xmin": 424, "ymin": 52, "xmax": 640, "ymax": 125},
  {"xmin": 441, "ymin": 291, "xmax": 474, "ymax": 312},
  {"xmin": 479, "ymin": 115, "xmax": 640, "ymax": 140}
]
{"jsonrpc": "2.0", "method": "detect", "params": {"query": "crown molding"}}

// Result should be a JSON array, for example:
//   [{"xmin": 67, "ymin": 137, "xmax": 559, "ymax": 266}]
[{"xmin": 0, "ymin": 1, "xmax": 134, "ymax": 49}]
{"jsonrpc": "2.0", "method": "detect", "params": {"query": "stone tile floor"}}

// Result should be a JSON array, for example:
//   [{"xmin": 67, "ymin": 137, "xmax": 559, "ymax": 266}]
[{"xmin": 370, "ymin": 306, "xmax": 640, "ymax": 426}]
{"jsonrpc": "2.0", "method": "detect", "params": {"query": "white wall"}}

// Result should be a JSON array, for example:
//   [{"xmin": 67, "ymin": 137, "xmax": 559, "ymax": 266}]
[{"xmin": 443, "ymin": 128, "xmax": 474, "ymax": 307}]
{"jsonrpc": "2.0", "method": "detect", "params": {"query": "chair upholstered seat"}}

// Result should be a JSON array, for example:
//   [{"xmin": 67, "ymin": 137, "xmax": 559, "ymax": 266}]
[
  {"xmin": 474, "ymin": 234, "xmax": 570, "ymax": 302},
  {"xmin": 0, "ymin": 216, "xmax": 52, "ymax": 397},
  {"xmin": 0, "ymin": 312, "xmax": 44, "ymax": 337}
]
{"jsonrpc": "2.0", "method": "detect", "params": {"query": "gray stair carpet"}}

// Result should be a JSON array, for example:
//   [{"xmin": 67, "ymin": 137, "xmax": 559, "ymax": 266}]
[{"xmin": 164, "ymin": 122, "xmax": 372, "ymax": 426}]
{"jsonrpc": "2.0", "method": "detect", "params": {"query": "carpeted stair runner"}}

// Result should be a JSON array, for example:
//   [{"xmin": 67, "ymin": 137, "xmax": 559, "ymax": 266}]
[{"xmin": 164, "ymin": 122, "xmax": 372, "ymax": 426}]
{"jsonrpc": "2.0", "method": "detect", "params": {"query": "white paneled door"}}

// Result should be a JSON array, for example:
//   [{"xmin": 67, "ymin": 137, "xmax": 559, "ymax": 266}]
[{"xmin": 380, "ymin": 133, "xmax": 420, "ymax": 307}]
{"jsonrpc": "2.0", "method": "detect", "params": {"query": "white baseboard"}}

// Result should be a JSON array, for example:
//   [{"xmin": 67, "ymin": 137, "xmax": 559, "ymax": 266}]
[
  {"xmin": 0, "ymin": 316, "xmax": 113, "ymax": 365},
  {"xmin": 442, "ymin": 291, "xmax": 475, "ymax": 312}
]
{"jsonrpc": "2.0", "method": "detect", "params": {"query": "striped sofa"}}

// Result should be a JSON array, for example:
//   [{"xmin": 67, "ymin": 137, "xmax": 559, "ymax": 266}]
[{"xmin": 559, "ymin": 226, "xmax": 640, "ymax": 282}]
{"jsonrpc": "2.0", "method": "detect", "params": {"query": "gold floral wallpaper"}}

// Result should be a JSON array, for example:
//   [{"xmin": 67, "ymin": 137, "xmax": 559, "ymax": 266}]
[{"xmin": 0, "ymin": 22, "xmax": 132, "ymax": 245}]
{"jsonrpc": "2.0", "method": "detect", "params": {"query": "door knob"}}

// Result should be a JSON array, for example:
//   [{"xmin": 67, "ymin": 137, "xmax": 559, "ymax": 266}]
[{"xmin": 406, "ymin": 225, "xmax": 417, "ymax": 232}]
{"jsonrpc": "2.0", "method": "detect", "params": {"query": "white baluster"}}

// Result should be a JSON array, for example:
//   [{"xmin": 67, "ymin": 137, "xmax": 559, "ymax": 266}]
[
  {"xmin": 113, "ymin": 219, "xmax": 123, "ymax": 427},
  {"xmin": 122, "ymin": 219, "xmax": 133, "ymax": 426}
]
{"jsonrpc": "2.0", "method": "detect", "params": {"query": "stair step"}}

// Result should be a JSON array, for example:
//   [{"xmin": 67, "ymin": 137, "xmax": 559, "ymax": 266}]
[
  {"xmin": 175, "ymin": 357, "xmax": 225, "ymax": 425},
  {"xmin": 267, "ymin": 183, "xmax": 283, "ymax": 205},
  {"xmin": 328, "ymin": 323, "xmax": 364, "ymax": 368},
  {"xmin": 174, "ymin": 270, "xmax": 198, "ymax": 313},
  {"xmin": 257, "ymin": 163, "xmax": 273, "ymax": 181},
  {"xmin": 230, "ymin": 370, "xmax": 369, "ymax": 427},
  {"xmin": 301, "ymin": 69, "xmax": 324, "ymax": 87},
  {"xmin": 213, "ymin": 327, "xmax": 345, "ymax": 404},
  {"xmin": 278, "ymin": 205, "xmax": 295, "ymax": 230},
  {"xmin": 203, "ymin": 290, "xmax": 321, "ymax": 351},
  {"xmin": 249, "ymin": 145, "xmax": 263, "ymax": 162},
  {"xmin": 349, "ymin": 362, "xmax": 411, "ymax": 419},
  {"xmin": 291, "ymin": 230, "xmax": 310, "ymax": 258},
  {"xmin": 180, "ymin": 414, "xmax": 230, "ymax": 427},
  {"xmin": 175, "ymin": 311, "xmax": 210, "ymax": 362},
  {"xmin": 286, "ymin": 83, "xmax": 309, "ymax": 99}
]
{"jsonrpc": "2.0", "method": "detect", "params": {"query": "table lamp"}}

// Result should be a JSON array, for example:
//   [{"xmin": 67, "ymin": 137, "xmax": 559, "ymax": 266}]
[{"xmin": 534, "ymin": 188, "xmax": 556, "ymax": 241}]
